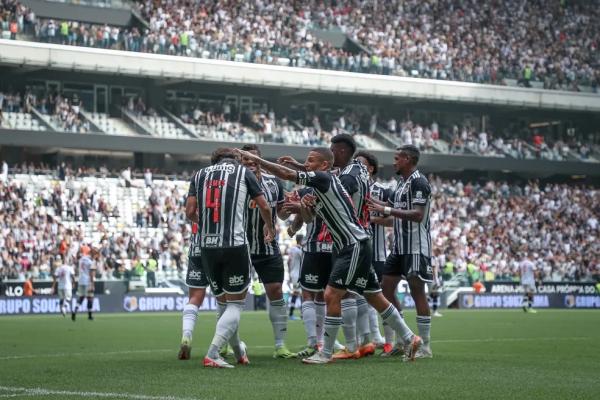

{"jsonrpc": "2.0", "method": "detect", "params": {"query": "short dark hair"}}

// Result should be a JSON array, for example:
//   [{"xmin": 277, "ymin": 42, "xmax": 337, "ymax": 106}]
[
  {"xmin": 241, "ymin": 144, "xmax": 261, "ymax": 156},
  {"xmin": 211, "ymin": 147, "xmax": 237, "ymax": 165},
  {"xmin": 397, "ymin": 145, "xmax": 420, "ymax": 165},
  {"xmin": 309, "ymin": 147, "xmax": 334, "ymax": 167},
  {"xmin": 355, "ymin": 151, "xmax": 379, "ymax": 176},
  {"xmin": 295, "ymin": 234, "xmax": 304, "ymax": 244},
  {"xmin": 331, "ymin": 134, "xmax": 357, "ymax": 155}
]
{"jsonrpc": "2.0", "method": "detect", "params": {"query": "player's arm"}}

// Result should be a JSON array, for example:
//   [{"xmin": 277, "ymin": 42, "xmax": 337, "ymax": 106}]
[
  {"xmin": 339, "ymin": 173, "xmax": 358, "ymax": 195},
  {"xmin": 254, "ymin": 194, "xmax": 275, "ymax": 242},
  {"xmin": 371, "ymin": 215, "xmax": 394, "ymax": 227},
  {"xmin": 368, "ymin": 179, "xmax": 430, "ymax": 223},
  {"xmin": 287, "ymin": 213, "xmax": 304, "ymax": 237},
  {"xmin": 245, "ymin": 168, "xmax": 275, "ymax": 242},
  {"xmin": 185, "ymin": 173, "xmax": 200, "ymax": 222},
  {"xmin": 278, "ymin": 156, "xmax": 306, "ymax": 172},
  {"xmin": 236, "ymin": 149, "xmax": 298, "ymax": 182},
  {"xmin": 275, "ymin": 179, "xmax": 291, "ymax": 220},
  {"xmin": 299, "ymin": 193, "xmax": 317, "ymax": 223}
]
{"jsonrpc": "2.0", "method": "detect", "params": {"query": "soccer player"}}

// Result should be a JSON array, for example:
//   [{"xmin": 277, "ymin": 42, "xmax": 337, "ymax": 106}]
[
  {"xmin": 72, "ymin": 246, "xmax": 98, "ymax": 321},
  {"xmin": 329, "ymin": 134, "xmax": 374, "ymax": 359},
  {"xmin": 287, "ymin": 234, "xmax": 304, "ymax": 321},
  {"xmin": 355, "ymin": 151, "xmax": 388, "ymax": 348},
  {"xmin": 178, "ymin": 222, "xmax": 209, "ymax": 360},
  {"xmin": 239, "ymin": 144, "xmax": 295, "ymax": 358},
  {"xmin": 285, "ymin": 197, "xmax": 333, "ymax": 357},
  {"xmin": 519, "ymin": 252, "xmax": 538, "ymax": 313},
  {"xmin": 52, "ymin": 256, "xmax": 75, "ymax": 317},
  {"xmin": 235, "ymin": 147, "xmax": 422, "ymax": 365},
  {"xmin": 368, "ymin": 145, "xmax": 434, "ymax": 358},
  {"xmin": 186, "ymin": 147, "xmax": 275, "ymax": 368}
]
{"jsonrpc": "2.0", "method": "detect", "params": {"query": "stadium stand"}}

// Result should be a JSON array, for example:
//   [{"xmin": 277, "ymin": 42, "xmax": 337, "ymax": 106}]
[
  {"xmin": 3, "ymin": 0, "xmax": 598, "ymax": 92},
  {"xmin": 1, "ymin": 165, "xmax": 597, "ymax": 285}
]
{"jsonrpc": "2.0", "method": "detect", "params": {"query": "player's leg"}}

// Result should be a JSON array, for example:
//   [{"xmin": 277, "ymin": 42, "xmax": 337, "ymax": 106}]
[
  {"xmin": 204, "ymin": 247, "xmax": 250, "ymax": 368},
  {"xmin": 58, "ymin": 290, "xmax": 66, "ymax": 317},
  {"xmin": 254, "ymin": 255, "xmax": 295, "ymax": 358},
  {"xmin": 408, "ymin": 255, "xmax": 433, "ymax": 358},
  {"xmin": 86, "ymin": 293, "xmax": 94, "ymax": 320},
  {"xmin": 380, "ymin": 254, "xmax": 407, "ymax": 353},
  {"xmin": 368, "ymin": 261, "xmax": 386, "ymax": 347},
  {"xmin": 521, "ymin": 285, "xmax": 529, "ymax": 312},
  {"xmin": 72, "ymin": 283, "xmax": 85, "ymax": 320},
  {"xmin": 431, "ymin": 289, "xmax": 442, "ymax": 317},
  {"xmin": 297, "ymin": 289, "xmax": 318, "ymax": 357},
  {"xmin": 179, "ymin": 255, "xmax": 209, "ymax": 359},
  {"xmin": 527, "ymin": 287, "xmax": 537, "ymax": 313},
  {"xmin": 339, "ymin": 292, "xmax": 358, "ymax": 354}
]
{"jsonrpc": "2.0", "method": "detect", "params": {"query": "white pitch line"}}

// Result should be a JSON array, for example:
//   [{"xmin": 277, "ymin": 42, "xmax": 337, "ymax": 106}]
[
  {"xmin": 0, "ymin": 386, "xmax": 205, "ymax": 400},
  {"xmin": 0, "ymin": 337, "xmax": 592, "ymax": 361}
]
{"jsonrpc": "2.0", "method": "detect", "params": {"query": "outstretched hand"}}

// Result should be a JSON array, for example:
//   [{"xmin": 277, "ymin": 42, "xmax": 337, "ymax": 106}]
[{"xmin": 367, "ymin": 197, "xmax": 385, "ymax": 214}]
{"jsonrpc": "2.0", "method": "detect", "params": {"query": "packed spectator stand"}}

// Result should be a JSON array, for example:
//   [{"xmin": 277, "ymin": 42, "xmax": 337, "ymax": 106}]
[{"xmin": 1, "ymin": 0, "xmax": 599, "ymax": 92}]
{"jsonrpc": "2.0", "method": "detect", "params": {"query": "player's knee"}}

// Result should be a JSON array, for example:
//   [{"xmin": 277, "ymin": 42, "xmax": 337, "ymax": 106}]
[
  {"xmin": 188, "ymin": 288, "xmax": 206, "ymax": 306},
  {"xmin": 264, "ymin": 283, "xmax": 283, "ymax": 300}
]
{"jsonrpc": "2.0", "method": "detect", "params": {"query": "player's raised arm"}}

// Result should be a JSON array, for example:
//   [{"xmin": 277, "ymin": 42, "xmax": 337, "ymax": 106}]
[{"xmin": 235, "ymin": 149, "xmax": 298, "ymax": 182}]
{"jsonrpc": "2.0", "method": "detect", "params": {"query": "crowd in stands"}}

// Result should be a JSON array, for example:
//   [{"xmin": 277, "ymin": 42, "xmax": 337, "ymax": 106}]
[
  {"xmin": 1, "ymin": 162, "xmax": 598, "ymax": 285},
  {"xmin": 429, "ymin": 177, "xmax": 599, "ymax": 283},
  {"xmin": 2, "ymin": 0, "xmax": 599, "ymax": 91}
]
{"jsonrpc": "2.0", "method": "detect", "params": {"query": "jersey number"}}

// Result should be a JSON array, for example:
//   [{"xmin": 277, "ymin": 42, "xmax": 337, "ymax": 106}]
[{"xmin": 205, "ymin": 180, "xmax": 225, "ymax": 223}]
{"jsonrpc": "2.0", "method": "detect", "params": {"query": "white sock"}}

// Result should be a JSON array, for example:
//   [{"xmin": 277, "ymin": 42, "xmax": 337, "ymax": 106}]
[
  {"xmin": 208, "ymin": 301, "xmax": 243, "ymax": 359},
  {"xmin": 301, "ymin": 300, "xmax": 317, "ymax": 347},
  {"xmin": 322, "ymin": 316, "xmax": 342, "ymax": 359},
  {"xmin": 341, "ymin": 298, "xmax": 357, "ymax": 352},
  {"xmin": 356, "ymin": 297, "xmax": 371, "ymax": 345},
  {"xmin": 416, "ymin": 315, "xmax": 431, "ymax": 346},
  {"xmin": 269, "ymin": 298, "xmax": 288, "ymax": 348},
  {"xmin": 381, "ymin": 304, "xmax": 414, "ymax": 345},
  {"xmin": 315, "ymin": 301, "xmax": 326, "ymax": 345},
  {"xmin": 368, "ymin": 306, "xmax": 384, "ymax": 343},
  {"xmin": 216, "ymin": 301, "xmax": 227, "ymax": 321},
  {"xmin": 182, "ymin": 303, "xmax": 199, "ymax": 339}
]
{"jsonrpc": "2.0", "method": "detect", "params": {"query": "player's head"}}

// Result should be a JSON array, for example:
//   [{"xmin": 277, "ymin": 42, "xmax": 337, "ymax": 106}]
[
  {"xmin": 394, "ymin": 144, "xmax": 420, "ymax": 174},
  {"xmin": 330, "ymin": 134, "xmax": 356, "ymax": 168},
  {"xmin": 295, "ymin": 234, "xmax": 304, "ymax": 245},
  {"xmin": 211, "ymin": 147, "xmax": 238, "ymax": 165},
  {"xmin": 304, "ymin": 148, "xmax": 334, "ymax": 172},
  {"xmin": 240, "ymin": 144, "xmax": 261, "ymax": 174},
  {"xmin": 355, "ymin": 151, "xmax": 379, "ymax": 177}
]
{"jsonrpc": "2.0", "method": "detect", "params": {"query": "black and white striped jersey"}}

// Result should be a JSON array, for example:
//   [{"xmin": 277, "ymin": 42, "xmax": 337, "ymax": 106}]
[
  {"xmin": 246, "ymin": 173, "xmax": 284, "ymax": 256},
  {"xmin": 299, "ymin": 188, "xmax": 333, "ymax": 253},
  {"xmin": 388, "ymin": 171, "xmax": 432, "ymax": 256},
  {"xmin": 188, "ymin": 159, "xmax": 263, "ymax": 248},
  {"xmin": 296, "ymin": 170, "xmax": 369, "ymax": 250},
  {"xmin": 188, "ymin": 225, "xmax": 201, "ymax": 257},
  {"xmin": 339, "ymin": 160, "xmax": 371, "ymax": 230},
  {"xmin": 370, "ymin": 181, "xmax": 390, "ymax": 262}
]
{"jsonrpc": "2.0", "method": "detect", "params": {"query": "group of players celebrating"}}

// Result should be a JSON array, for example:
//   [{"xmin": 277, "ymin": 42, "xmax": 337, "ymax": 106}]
[{"xmin": 180, "ymin": 134, "xmax": 434, "ymax": 367}]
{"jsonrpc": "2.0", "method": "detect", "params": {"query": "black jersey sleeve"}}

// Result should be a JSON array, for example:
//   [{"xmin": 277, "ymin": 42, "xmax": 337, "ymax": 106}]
[
  {"xmin": 245, "ymin": 168, "xmax": 265, "ymax": 199},
  {"xmin": 296, "ymin": 171, "xmax": 330, "ymax": 193},
  {"xmin": 411, "ymin": 177, "xmax": 431, "ymax": 206},
  {"xmin": 339, "ymin": 173, "xmax": 359, "ymax": 195}
]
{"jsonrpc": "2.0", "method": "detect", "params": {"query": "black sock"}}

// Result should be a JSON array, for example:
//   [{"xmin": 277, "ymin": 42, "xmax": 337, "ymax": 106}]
[{"xmin": 289, "ymin": 295, "xmax": 298, "ymax": 316}]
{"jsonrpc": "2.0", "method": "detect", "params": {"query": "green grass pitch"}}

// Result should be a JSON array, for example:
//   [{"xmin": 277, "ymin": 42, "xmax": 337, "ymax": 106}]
[{"xmin": 1, "ymin": 310, "xmax": 599, "ymax": 400}]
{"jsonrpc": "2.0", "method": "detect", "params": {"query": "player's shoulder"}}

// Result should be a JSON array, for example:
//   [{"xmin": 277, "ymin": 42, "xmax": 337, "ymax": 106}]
[{"xmin": 411, "ymin": 173, "xmax": 431, "ymax": 189}]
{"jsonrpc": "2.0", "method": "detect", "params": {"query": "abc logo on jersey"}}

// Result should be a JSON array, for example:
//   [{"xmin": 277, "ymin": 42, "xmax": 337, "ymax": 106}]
[{"xmin": 123, "ymin": 296, "xmax": 139, "ymax": 312}]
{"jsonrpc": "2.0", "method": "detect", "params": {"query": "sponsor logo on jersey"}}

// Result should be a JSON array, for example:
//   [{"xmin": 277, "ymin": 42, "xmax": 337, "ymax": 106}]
[
  {"xmin": 229, "ymin": 275, "xmax": 245, "ymax": 286},
  {"xmin": 304, "ymin": 274, "xmax": 319, "ymax": 284},
  {"xmin": 188, "ymin": 270, "xmax": 203, "ymax": 280},
  {"xmin": 204, "ymin": 236, "xmax": 219, "ymax": 246},
  {"xmin": 355, "ymin": 277, "xmax": 368, "ymax": 288}
]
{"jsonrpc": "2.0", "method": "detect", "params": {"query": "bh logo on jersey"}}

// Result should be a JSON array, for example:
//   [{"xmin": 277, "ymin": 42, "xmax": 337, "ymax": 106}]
[
  {"xmin": 204, "ymin": 236, "xmax": 219, "ymax": 246},
  {"xmin": 229, "ymin": 275, "xmax": 245, "ymax": 286},
  {"xmin": 355, "ymin": 277, "xmax": 368, "ymax": 289},
  {"xmin": 304, "ymin": 274, "xmax": 319, "ymax": 284}
]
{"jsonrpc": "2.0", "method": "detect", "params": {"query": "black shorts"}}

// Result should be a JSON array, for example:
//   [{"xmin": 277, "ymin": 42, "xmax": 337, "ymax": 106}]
[
  {"xmin": 373, "ymin": 261, "xmax": 385, "ymax": 283},
  {"xmin": 186, "ymin": 255, "xmax": 209, "ymax": 288},
  {"xmin": 299, "ymin": 252, "xmax": 332, "ymax": 292},
  {"xmin": 384, "ymin": 253, "xmax": 433, "ymax": 282},
  {"xmin": 201, "ymin": 245, "xmax": 251, "ymax": 296},
  {"xmin": 329, "ymin": 240, "xmax": 380, "ymax": 295},
  {"xmin": 251, "ymin": 254, "xmax": 284, "ymax": 284}
]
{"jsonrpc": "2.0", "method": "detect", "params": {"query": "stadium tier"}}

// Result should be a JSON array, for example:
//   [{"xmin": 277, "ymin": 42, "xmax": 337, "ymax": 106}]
[
  {"xmin": 1, "ymin": 169, "xmax": 597, "ymax": 286},
  {"xmin": 2, "ymin": 0, "xmax": 599, "ymax": 92}
]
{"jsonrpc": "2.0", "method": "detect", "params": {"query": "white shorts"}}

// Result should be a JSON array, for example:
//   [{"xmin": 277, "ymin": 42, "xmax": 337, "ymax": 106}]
[
  {"xmin": 522, "ymin": 283, "xmax": 536, "ymax": 293},
  {"xmin": 58, "ymin": 288, "xmax": 72, "ymax": 301},
  {"xmin": 77, "ymin": 284, "xmax": 92, "ymax": 297}
]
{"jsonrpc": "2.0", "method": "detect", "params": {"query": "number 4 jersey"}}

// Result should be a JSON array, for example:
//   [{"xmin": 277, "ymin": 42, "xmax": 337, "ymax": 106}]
[{"xmin": 188, "ymin": 159, "xmax": 264, "ymax": 248}]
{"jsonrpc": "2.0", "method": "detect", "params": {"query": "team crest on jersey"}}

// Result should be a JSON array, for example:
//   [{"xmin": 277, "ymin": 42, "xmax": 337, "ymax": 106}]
[{"xmin": 416, "ymin": 191, "xmax": 423, "ymax": 199}]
